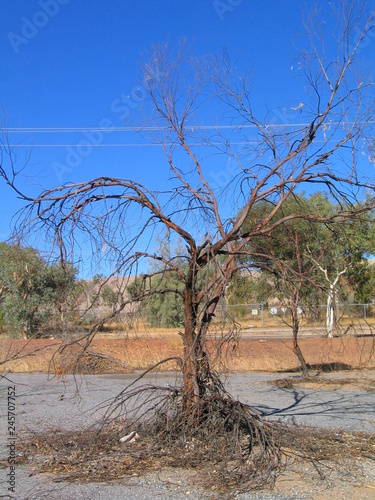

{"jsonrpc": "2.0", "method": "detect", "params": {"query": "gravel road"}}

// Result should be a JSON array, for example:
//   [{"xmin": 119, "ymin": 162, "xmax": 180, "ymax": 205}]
[{"xmin": 1, "ymin": 371, "xmax": 374, "ymax": 499}]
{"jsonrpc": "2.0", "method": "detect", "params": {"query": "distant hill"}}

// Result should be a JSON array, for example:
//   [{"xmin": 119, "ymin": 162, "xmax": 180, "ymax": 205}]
[{"xmin": 75, "ymin": 275, "xmax": 137, "ymax": 318}]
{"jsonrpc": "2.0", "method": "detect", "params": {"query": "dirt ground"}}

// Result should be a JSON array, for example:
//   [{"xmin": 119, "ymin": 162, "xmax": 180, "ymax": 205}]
[{"xmin": 1, "ymin": 333, "xmax": 374, "ymax": 374}]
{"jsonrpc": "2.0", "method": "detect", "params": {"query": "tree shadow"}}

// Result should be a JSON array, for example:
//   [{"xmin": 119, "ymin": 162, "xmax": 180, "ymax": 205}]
[{"xmin": 252, "ymin": 386, "xmax": 375, "ymax": 433}]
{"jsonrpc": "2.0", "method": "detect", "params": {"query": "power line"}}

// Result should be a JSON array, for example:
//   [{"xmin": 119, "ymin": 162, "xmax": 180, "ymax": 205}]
[
  {"xmin": 7, "ymin": 142, "xmax": 258, "ymax": 148},
  {"xmin": 7, "ymin": 143, "xmax": 166, "ymax": 147},
  {"xmin": 7, "ymin": 139, "xmax": 342, "ymax": 148},
  {"xmin": 5, "ymin": 121, "xmax": 375, "ymax": 133},
  {"xmin": 6, "ymin": 124, "xmax": 312, "ymax": 132}
]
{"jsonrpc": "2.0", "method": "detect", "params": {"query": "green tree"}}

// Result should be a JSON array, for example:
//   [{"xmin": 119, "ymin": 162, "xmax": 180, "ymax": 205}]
[
  {"xmin": 0, "ymin": 242, "xmax": 77, "ymax": 337},
  {"xmin": 348, "ymin": 261, "xmax": 375, "ymax": 304},
  {"xmin": 141, "ymin": 276, "xmax": 185, "ymax": 328},
  {"xmin": 127, "ymin": 235, "xmax": 186, "ymax": 328},
  {"xmin": 101, "ymin": 286, "xmax": 120, "ymax": 312},
  {"xmin": 241, "ymin": 194, "xmax": 375, "ymax": 341},
  {"xmin": 239, "ymin": 193, "xmax": 334, "ymax": 372},
  {"xmin": 307, "ymin": 204, "xmax": 375, "ymax": 335}
]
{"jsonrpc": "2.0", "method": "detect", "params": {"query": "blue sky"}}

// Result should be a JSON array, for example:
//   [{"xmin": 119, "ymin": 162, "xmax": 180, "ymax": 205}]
[{"xmin": 0, "ymin": 1, "xmax": 374, "ymax": 273}]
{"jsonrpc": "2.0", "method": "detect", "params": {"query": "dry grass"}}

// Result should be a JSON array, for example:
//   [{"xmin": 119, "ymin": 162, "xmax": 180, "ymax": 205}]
[
  {"xmin": 1, "ymin": 335, "xmax": 374, "ymax": 374},
  {"xmin": 276, "ymin": 426, "xmax": 375, "ymax": 462},
  {"xmin": 228, "ymin": 336, "xmax": 375, "ymax": 372}
]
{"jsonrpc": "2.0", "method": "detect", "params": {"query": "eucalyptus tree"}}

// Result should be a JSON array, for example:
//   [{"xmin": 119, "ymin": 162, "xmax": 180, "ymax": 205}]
[
  {"xmin": 238, "ymin": 193, "xmax": 330, "ymax": 372},
  {"xmin": 239, "ymin": 193, "xmax": 374, "ymax": 372},
  {"xmin": 307, "ymin": 204, "xmax": 375, "ymax": 336},
  {"xmin": 0, "ymin": 242, "xmax": 77, "ymax": 337}
]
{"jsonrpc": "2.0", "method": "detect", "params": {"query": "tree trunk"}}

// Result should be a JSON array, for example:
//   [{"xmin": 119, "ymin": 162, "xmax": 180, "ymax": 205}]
[
  {"xmin": 23, "ymin": 323, "xmax": 28, "ymax": 340},
  {"xmin": 292, "ymin": 307, "xmax": 309, "ymax": 376},
  {"xmin": 181, "ymin": 285, "xmax": 200, "ymax": 410},
  {"xmin": 326, "ymin": 288, "xmax": 334, "ymax": 338},
  {"xmin": 59, "ymin": 304, "xmax": 64, "ymax": 323},
  {"xmin": 181, "ymin": 276, "xmax": 221, "ymax": 409}
]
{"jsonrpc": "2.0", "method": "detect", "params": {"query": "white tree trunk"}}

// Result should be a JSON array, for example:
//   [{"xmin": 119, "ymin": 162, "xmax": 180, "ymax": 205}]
[
  {"xmin": 308, "ymin": 254, "xmax": 347, "ymax": 338},
  {"xmin": 326, "ymin": 287, "xmax": 334, "ymax": 338}
]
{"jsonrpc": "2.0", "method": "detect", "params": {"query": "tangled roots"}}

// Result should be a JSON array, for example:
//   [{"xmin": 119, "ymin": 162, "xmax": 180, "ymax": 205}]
[{"xmin": 103, "ymin": 372, "xmax": 282, "ymax": 491}]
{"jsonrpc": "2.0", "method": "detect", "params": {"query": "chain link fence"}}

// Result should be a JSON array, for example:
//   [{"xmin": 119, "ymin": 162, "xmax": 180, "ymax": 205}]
[
  {"xmin": 216, "ymin": 303, "xmax": 374, "ymax": 329},
  {"xmin": 71, "ymin": 302, "xmax": 375, "ymax": 331}
]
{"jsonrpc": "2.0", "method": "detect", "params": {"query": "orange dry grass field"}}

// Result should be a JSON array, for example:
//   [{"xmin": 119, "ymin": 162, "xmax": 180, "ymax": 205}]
[{"xmin": 1, "ymin": 335, "xmax": 374, "ymax": 373}]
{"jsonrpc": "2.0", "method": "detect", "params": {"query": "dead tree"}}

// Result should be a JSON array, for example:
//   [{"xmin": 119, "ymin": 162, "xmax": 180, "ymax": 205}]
[{"xmin": 1, "ymin": 1, "xmax": 374, "ymax": 477}]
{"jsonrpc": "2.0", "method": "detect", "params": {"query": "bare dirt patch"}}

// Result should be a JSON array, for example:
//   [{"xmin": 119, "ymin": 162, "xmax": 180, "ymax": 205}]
[
  {"xmin": 272, "ymin": 368, "xmax": 375, "ymax": 392},
  {"xmin": 1, "ymin": 335, "xmax": 374, "ymax": 374},
  {"xmin": 274, "ymin": 376, "xmax": 375, "ymax": 392}
]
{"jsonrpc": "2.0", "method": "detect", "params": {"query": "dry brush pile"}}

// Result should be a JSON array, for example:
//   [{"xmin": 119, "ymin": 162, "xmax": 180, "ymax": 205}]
[{"xmin": 13, "ymin": 411, "xmax": 375, "ymax": 495}]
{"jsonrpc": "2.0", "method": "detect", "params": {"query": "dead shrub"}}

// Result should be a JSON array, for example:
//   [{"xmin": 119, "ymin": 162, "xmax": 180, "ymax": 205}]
[{"xmin": 51, "ymin": 343, "xmax": 130, "ymax": 375}]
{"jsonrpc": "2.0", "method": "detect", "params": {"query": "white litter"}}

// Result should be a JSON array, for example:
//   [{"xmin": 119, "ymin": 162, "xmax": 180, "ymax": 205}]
[{"xmin": 119, "ymin": 431, "xmax": 139, "ymax": 444}]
